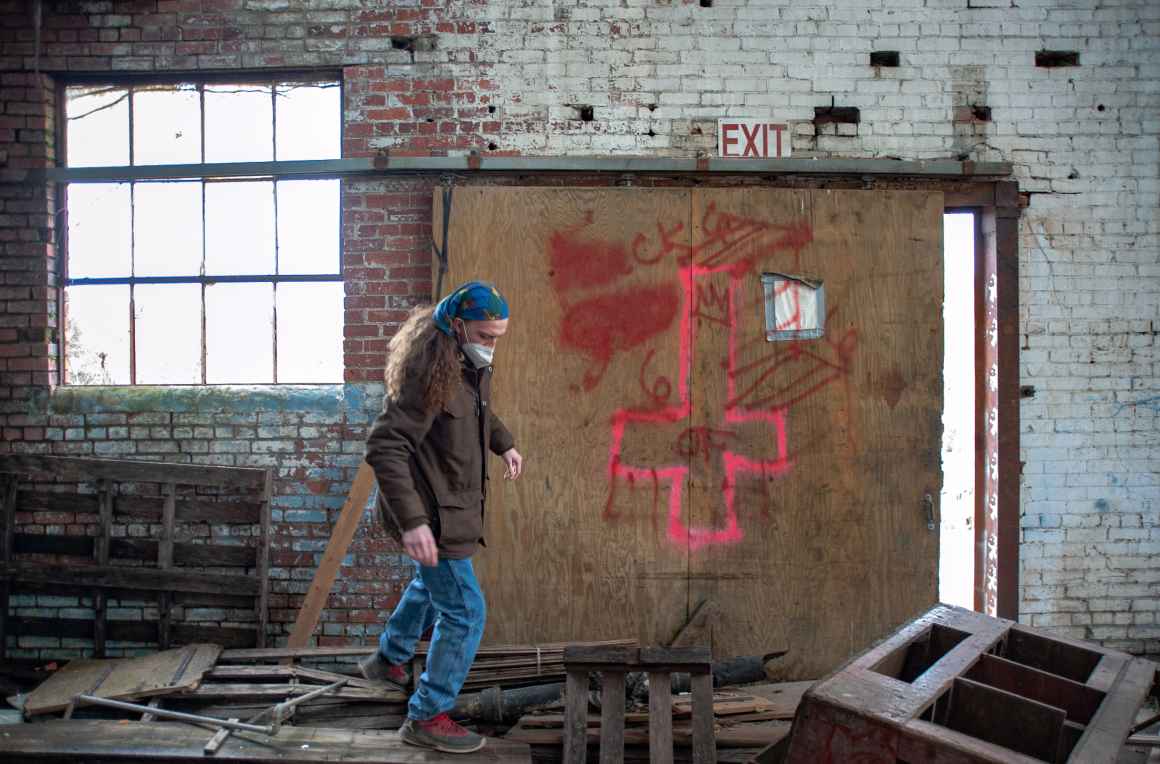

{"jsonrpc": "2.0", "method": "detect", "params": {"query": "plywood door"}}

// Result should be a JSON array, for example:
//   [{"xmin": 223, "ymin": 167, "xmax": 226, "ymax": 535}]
[
  {"xmin": 435, "ymin": 187, "xmax": 943, "ymax": 675},
  {"xmin": 435, "ymin": 188, "xmax": 693, "ymax": 646}
]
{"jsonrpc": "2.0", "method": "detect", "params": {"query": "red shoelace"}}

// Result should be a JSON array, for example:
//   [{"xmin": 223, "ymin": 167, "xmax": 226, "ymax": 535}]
[{"xmin": 420, "ymin": 713, "xmax": 468, "ymax": 736}]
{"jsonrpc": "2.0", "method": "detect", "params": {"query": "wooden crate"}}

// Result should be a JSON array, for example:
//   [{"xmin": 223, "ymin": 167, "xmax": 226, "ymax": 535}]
[
  {"xmin": 784, "ymin": 604, "xmax": 1157, "ymax": 763},
  {"xmin": 0, "ymin": 455, "xmax": 272, "ymax": 656}
]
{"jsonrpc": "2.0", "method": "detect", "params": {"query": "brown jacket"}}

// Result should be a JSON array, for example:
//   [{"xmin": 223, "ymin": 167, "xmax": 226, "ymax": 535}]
[{"xmin": 365, "ymin": 364, "xmax": 515, "ymax": 559}]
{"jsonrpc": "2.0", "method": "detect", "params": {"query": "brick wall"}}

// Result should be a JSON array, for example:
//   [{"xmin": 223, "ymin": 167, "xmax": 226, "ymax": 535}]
[{"xmin": 0, "ymin": 0, "xmax": 1157, "ymax": 658}]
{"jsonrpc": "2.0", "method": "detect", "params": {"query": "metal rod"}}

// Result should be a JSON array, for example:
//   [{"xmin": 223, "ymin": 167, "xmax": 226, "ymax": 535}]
[
  {"xmin": 74, "ymin": 694, "xmax": 274, "ymax": 735},
  {"xmin": 38, "ymin": 156, "xmax": 1013, "ymax": 183}
]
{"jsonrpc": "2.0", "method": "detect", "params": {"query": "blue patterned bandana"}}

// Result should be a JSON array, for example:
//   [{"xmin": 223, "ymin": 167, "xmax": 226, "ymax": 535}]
[{"xmin": 433, "ymin": 281, "xmax": 510, "ymax": 336}]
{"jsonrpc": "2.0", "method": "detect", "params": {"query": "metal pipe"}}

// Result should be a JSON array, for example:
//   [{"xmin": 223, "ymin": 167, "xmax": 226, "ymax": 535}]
[
  {"xmin": 38, "ymin": 157, "xmax": 1012, "ymax": 184},
  {"xmin": 74, "ymin": 695, "xmax": 274, "ymax": 735}
]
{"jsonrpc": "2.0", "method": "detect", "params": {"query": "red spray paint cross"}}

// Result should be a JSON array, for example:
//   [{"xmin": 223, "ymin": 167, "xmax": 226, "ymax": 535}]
[{"xmin": 606, "ymin": 262, "xmax": 795, "ymax": 550}]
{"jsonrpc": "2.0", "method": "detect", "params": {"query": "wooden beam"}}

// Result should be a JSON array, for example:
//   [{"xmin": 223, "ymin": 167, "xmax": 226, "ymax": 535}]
[
  {"xmin": 599, "ymin": 670, "xmax": 626, "ymax": 764},
  {"xmin": 0, "ymin": 455, "xmax": 267, "ymax": 489},
  {"xmin": 0, "ymin": 476, "xmax": 17, "ymax": 661},
  {"xmin": 284, "ymin": 462, "xmax": 376, "ymax": 649},
  {"xmin": 256, "ymin": 469, "xmax": 273, "ymax": 648},
  {"xmin": 94, "ymin": 479, "xmax": 112, "ymax": 658},
  {"xmin": 2, "ymin": 561, "xmax": 260, "ymax": 595},
  {"xmin": 649, "ymin": 671, "xmax": 674, "ymax": 764},
  {"xmin": 158, "ymin": 482, "xmax": 176, "ymax": 650},
  {"xmin": 16, "ymin": 490, "xmax": 263, "ymax": 523}
]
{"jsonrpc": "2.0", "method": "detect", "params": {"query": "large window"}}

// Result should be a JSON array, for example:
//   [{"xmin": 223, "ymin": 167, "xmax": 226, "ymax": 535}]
[{"xmin": 62, "ymin": 77, "xmax": 344, "ymax": 385}]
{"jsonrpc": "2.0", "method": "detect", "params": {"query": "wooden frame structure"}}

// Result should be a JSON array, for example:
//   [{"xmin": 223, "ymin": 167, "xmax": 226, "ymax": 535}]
[
  {"xmin": 785, "ymin": 604, "xmax": 1157, "ymax": 763},
  {"xmin": 563, "ymin": 645, "xmax": 716, "ymax": 764},
  {"xmin": 0, "ymin": 455, "xmax": 272, "ymax": 656}
]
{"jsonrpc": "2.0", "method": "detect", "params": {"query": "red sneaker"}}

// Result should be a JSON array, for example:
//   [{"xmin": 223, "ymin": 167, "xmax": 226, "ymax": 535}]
[
  {"xmin": 357, "ymin": 651, "xmax": 410, "ymax": 692},
  {"xmin": 400, "ymin": 713, "xmax": 486, "ymax": 754}
]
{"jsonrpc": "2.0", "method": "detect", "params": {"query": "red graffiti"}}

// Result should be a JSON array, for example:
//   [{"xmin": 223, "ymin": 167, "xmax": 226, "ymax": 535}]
[{"xmin": 548, "ymin": 229, "xmax": 632, "ymax": 293}]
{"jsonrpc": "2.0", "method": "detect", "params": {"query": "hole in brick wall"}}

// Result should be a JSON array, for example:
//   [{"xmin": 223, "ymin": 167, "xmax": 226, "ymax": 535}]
[
  {"xmin": 646, "ymin": 128, "xmax": 656, "ymax": 137},
  {"xmin": 813, "ymin": 106, "xmax": 860, "ymax": 125},
  {"xmin": 700, "ymin": 0, "xmax": 713, "ymax": 7},
  {"xmin": 1096, "ymin": 103, "xmax": 1105, "ymax": 112},
  {"xmin": 1035, "ymin": 50, "xmax": 1079, "ymax": 67},
  {"xmin": 488, "ymin": 142, "xmax": 497, "ymax": 151},
  {"xmin": 487, "ymin": 105, "xmax": 496, "ymax": 114},
  {"xmin": 870, "ymin": 50, "xmax": 900, "ymax": 67},
  {"xmin": 647, "ymin": 103, "xmax": 657, "ymax": 112},
  {"xmin": 1068, "ymin": 169, "xmax": 1079, "ymax": 179},
  {"xmin": 391, "ymin": 36, "xmax": 415, "ymax": 51},
  {"xmin": 577, "ymin": 105, "xmax": 594, "ymax": 122},
  {"xmin": 971, "ymin": 105, "xmax": 992, "ymax": 122},
  {"xmin": 1020, "ymin": 385, "xmax": 1036, "ymax": 398}
]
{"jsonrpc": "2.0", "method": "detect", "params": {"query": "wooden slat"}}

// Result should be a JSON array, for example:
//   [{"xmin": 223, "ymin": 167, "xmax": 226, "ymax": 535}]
[
  {"xmin": 0, "ymin": 720, "xmax": 533, "ymax": 762},
  {"xmin": 12, "ymin": 534, "xmax": 257, "ymax": 567},
  {"xmin": 649, "ymin": 671, "xmax": 674, "ymax": 764},
  {"xmin": 158, "ymin": 482, "xmax": 176, "ymax": 650},
  {"xmin": 0, "ymin": 476, "xmax": 17, "ymax": 661},
  {"xmin": 94, "ymin": 479, "xmax": 112, "ymax": 658},
  {"xmin": 2, "ymin": 561, "xmax": 261, "ymax": 595},
  {"xmin": 690, "ymin": 672, "xmax": 717, "ymax": 764},
  {"xmin": 285, "ymin": 462, "xmax": 376, "ymax": 650},
  {"xmin": 565, "ymin": 644, "xmax": 640, "ymax": 666},
  {"xmin": 0, "ymin": 455, "xmax": 267, "ymax": 490},
  {"xmin": 944, "ymin": 677, "xmax": 1065, "ymax": 762},
  {"xmin": 1071, "ymin": 658, "xmax": 1157, "ymax": 763},
  {"xmin": 6, "ymin": 616, "xmax": 257, "ymax": 648},
  {"xmin": 563, "ymin": 669, "xmax": 590, "ymax": 764},
  {"xmin": 16, "ymin": 491, "xmax": 262, "ymax": 523},
  {"xmin": 185, "ymin": 683, "xmax": 405, "ymax": 703},
  {"xmin": 965, "ymin": 652, "xmax": 1105, "ymax": 724},
  {"xmin": 256, "ymin": 469, "xmax": 272, "ymax": 648},
  {"xmin": 600, "ymin": 669, "xmax": 626, "ymax": 764}
]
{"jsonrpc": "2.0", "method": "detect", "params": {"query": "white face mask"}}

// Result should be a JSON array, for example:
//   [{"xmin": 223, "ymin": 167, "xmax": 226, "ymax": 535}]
[
  {"xmin": 462, "ymin": 342, "xmax": 494, "ymax": 369},
  {"xmin": 456, "ymin": 322, "xmax": 495, "ymax": 368}
]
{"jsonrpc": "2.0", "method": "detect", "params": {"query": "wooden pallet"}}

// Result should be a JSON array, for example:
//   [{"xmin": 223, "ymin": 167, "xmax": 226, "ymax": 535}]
[{"xmin": 0, "ymin": 455, "xmax": 273, "ymax": 656}]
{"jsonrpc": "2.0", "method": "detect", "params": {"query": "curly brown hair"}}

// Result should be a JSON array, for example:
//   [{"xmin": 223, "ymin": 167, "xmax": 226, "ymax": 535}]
[{"xmin": 384, "ymin": 305, "xmax": 463, "ymax": 413}]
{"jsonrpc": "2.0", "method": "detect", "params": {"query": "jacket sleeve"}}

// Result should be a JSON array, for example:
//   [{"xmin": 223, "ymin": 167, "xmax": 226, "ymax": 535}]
[
  {"xmin": 488, "ymin": 408, "xmax": 516, "ymax": 455},
  {"xmin": 365, "ymin": 379, "xmax": 437, "ymax": 533}
]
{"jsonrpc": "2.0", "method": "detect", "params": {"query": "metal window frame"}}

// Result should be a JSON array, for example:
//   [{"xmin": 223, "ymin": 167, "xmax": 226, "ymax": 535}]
[
  {"xmin": 761, "ymin": 272, "xmax": 826, "ymax": 341},
  {"xmin": 56, "ymin": 72, "xmax": 344, "ymax": 387}
]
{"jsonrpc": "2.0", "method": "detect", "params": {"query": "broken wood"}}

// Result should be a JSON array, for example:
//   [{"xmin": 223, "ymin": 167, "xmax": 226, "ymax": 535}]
[{"xmin": 668, "ymin": 600, "xmax": 719, "ymax": 649}]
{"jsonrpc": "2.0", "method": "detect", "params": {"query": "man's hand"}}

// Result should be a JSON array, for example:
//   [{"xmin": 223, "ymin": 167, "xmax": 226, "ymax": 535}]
[
  {"xmin": 502, "ymin": 448, "xmax": 523, "ymax": 480},
  {"xmin": 402, "ymin": 524, "xmax": 438, "ymax": 567}
]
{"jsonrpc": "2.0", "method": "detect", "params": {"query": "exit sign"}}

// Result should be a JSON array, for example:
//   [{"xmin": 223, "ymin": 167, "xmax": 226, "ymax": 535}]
[{"xmin": 717, "ymin": 119, "xmax": 791, "ymax": 158}]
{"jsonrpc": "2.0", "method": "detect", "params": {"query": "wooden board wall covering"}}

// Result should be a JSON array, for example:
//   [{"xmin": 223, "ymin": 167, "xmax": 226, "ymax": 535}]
[
  {"xmin": 24, "ymin": 643, "xmax": 222, "ymax": 715},
  {"xmin": 436, "ymin": 187, "xmax": 944, "ymax": 677},
  {"xmin": 0, "ymin": 455, "xmax": 273, "ymax": 656}
]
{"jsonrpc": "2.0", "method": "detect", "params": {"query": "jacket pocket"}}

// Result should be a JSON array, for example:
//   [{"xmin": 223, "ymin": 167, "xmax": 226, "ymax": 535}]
[{"xmin": 434, "ymin": 488, "xmax": 484, "ymax": 548}]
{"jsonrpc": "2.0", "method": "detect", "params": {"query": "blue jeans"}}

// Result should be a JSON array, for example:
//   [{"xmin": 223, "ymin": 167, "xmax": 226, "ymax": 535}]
[{"xmin": 377, "ymin": 558, "xmax": 486, "ymax": 721}]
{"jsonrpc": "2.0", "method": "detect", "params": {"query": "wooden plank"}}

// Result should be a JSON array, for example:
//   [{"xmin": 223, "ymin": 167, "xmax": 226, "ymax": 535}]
[
  {"xmin": 944, "ymin": 677, "xmax": 1065, "ymax": 762},
  {"xmin": 24, "ymin": 644, "xmax": 222, "ymax": 715},
  {"xmin": 0, "ymin": 476, "xmax": 17, "ymax": 661},
  {"xmin": 159, "ymin": 482, "xmax": 176, "ymax": 650},
  {"xmin": 6, "ymin": 617, "xmax": 257, "ymax": 648},
  {"xmin": 94, "ymin": 479, "xmax": 112, "ymax": 657},
  {"xmin": 1072, "ymin": 658, "xmax": 1157, "ymax": 763},
  {"xmin": 965, "ymin": 652, "xmax": 1106, "ymax": 724},
  {"xmin": 16, "ymin": 491, "xmax": 262, "ymax": 523},
  {"xmin": 690, "ymin": 672, "xmax": 716, "ymax": 764},
  {"xmin": 600, "ymin": 669, "xmax": 626, "ymax": 764},
  {"xmin": 563, "ymin": 669, "xmax": 590, "ymax": 764},
  {"xmin": 505, "ymin": 722, "xmax": 788, "ymax": 749},
  {"xmin": 738, "ymin": 682, "xmax": 814, "ymax": 720},
  {"xmin": 1003, "ymin": 626, "xmax": 1103, "ymax": 684},
  {"xmin": 285, "ymin": 462, "xmax": 376, "ymax": 650},
  {"xmin": 185, "ymin": 683, "xmax": 406, "ymax": 703},
  {"xmin": 649, "ymin": 671, "xmax": 674, "ymax": 764},
  {"xmin": 2, "ymin": 561, "xmax": 261, "ymax": 595},
  {"xmin": 639, "ymin": 646, "xmax": 711, "ymax": 668},
  {"xmin": 0, "ymin": 720, "xmax": 533, "ymax": 762},
  {"xmin": 11, "ymin": 534, "xmax": 257, "ymax": 567},
  {"xmin": 565, "ymin": 644, "xmax": 639, "ymax": 666},
  {"xmin": 0, "ymin": 455, "xmax": 268, "ymax": 490},
  {"xmin": 256, "ymin": 468, "xmax": 272, "ymax": 648}
]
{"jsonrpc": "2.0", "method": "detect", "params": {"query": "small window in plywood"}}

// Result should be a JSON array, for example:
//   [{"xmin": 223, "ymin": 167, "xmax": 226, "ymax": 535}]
[{"xmin": 762, "ymin": 273, "xmax": 824, "ymax": 341}]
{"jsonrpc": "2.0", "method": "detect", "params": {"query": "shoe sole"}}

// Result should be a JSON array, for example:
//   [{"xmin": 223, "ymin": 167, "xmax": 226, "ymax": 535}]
[{"xmin": 400, "ymin": 731, "xmax": 486, "ymax": 754}]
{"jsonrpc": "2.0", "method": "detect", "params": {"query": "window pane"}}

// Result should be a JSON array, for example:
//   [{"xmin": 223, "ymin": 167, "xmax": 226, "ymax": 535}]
[
  {"xmin": 206, "ymin": 283, "xmax": 273, "ymax": 384},
  {"xmin": 133, "ymin": 84, "xmax": 201, "ymax": 165},
  {"xmin": 276, "ymin": 180, "xmax": 340, "ymax": 274},
  {"xmin": 66, "ymin": 184, "xmax": 131, "ymax": 278},
  {"xmin": 275, "ymin": 82, "xmax": 341, "ymax": 161},
  {"xmin": 203, "ymin": 181, "xmax": 275, "ymax": 276},
  {"xmin": 65, "ymin": 285, "xmax": 130, "ymax": 385},
  {"xmin": 135, "ymin": 284, "xmax": 201, "ymax": 384},
  {"xmin": 66, "ymin": 86, "xmax": 129, "ymax": 167},
  {"xmin": 133, "ymin": 182, "xmax": 203, "ymax": 277},
  {"xmin": 276, "ymin": 282, "xmax": 343, "ymax": 383},
  {"xmin": 204, "ymin": 84, "xmax": 273, "ymax": 163}
]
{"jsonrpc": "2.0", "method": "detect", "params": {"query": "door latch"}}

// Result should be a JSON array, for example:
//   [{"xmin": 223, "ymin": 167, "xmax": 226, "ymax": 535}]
[{"xmin": 923, "ymin": 493, "xmax": 935, "ymax": 531}]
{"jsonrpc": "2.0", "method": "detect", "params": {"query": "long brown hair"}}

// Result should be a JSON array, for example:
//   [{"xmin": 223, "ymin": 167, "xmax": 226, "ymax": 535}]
[{"xmin": 384, "ymin": 305, "xmax": 462, "ymax": 412}]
